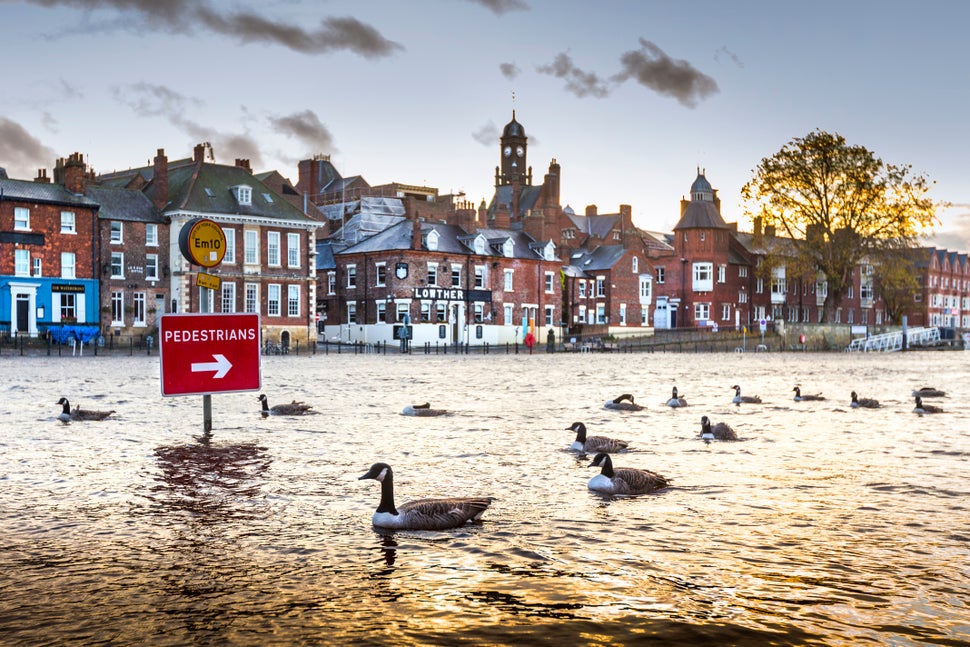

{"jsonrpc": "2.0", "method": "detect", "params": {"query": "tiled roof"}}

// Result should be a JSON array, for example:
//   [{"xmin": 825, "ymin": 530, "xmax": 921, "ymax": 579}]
[
  {"xmin": 0, "ymin": 177, "xmax": 99, "ymax": 208},
  {"xmin": 674, "ymin": 200, "xmax": 729, "ymax": 229},
  {"xmin": 567, "ymin": 245, "xmax": 626, "ymax": 273},
  {"xmin": 85, "ymin": 185, "xmax": 162, "ymax": 223}
]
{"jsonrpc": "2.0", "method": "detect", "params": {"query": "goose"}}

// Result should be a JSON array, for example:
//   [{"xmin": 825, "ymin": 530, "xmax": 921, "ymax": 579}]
[
  {"xmin": 566, "ymin": 421, "xmax": 630, "ymax": 453},
  {"xmin": 258, "ymin": 394, "xmax": 314, "ymax": 416},
  {"xmin": 402, "ymin": 403, "xmax": 448, "ymax": 417},
  {"xmin": 604, "ymin": 393, "xmax": 644, "ymax": 411},
  {"xmin": 700, "ymin": 415, "xmax": 737, "ymax": 441},
  {"xmin": 358, "ymin": 462, "xmax": 494, "ymax": 530},
  {"xmin": 56, "ymin": 397, "xmax": 115, "ymax": 422},
  {"xmin": 914, "ymin": 396, "xmax": 943, "ymax": 414},
  {"xmin": 792, "ymin": 386, "xmax": 825, "ymax": 402},
  {"xmin": 587, "ymin": 453, "xmax": 669, "ymax": 495},
  {"xmin": 665, "ymin": 386, "xmax": 688, "ymax": 408},
  {"xmin": 850, "ymin": 391, "xmax": 880, "ymax": 409},
  {"xmin": 731, "ymin": 384, "xmax": 762, "ymax": 404},
  {"xmin": 912, "ymin": 387, "xmax": 946, "ymax": 398}
]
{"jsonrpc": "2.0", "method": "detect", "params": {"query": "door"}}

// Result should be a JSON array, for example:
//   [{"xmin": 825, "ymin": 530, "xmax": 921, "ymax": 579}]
[{"xmin": 16, "ymin": 294, "xmax": 29, "ymax": 334}]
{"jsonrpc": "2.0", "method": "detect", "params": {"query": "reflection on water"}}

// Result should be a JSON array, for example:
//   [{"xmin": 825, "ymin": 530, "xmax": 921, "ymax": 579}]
[{"xmin": 0, "ymin": 352, "xmax": 968, "ymax": 646}]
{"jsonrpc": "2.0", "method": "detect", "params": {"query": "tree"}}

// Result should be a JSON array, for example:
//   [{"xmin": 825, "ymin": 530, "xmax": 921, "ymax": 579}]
[
  {"xmin": 741, "ymin": 130, "xmax": 938, "ymax": 322},
  {"xmin": 871, "ymin": 249, "xmax": 922, "ymax": 324}
]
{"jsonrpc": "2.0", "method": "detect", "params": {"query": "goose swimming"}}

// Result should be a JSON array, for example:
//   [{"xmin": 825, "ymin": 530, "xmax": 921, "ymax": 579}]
[
  {"xmin": 258, "ymin": 394, "xmax": 314, "ymax": 416},
  {"xmin": 792, "ymin": 386, "xmax": 825, "ymax": 402},
  {"xmin": 56, "ymin": 397, "xmax": 115, "ymax": 422},
  {"xmin": 402, "ymin": 403, "xmax": 449, "ymax": 417},
  {"xmin": 912, "ymin": 387, "xmax": 946, "ymax": 398},
  {"xmin": 731, "ymin": 385, "xmax": 762, "ymax": 404},
  {"xmin": 700, "ymin": 415, "xmax": 737, "ymax": 441},
  {"xmin": 358, "ymin": 462, "xmax": 494, "ymax": 530},
  {"xmin": 666, "ymin": 387, "xmax": 688, "ymax": 408},
  {"xmin": 604, "ymin": 393, "xmax": 644, "ymax": 411},
  {"xmin": 850, "ymin": 391, "xmax": 880, "ymax": 409},
  {"xmin": 587, "ymin": 453, "xmax": 669, "ymax": 495},
  {"xmin": 914, "ymin": 396, "xmax": 943, "ymax": 414},
  {"xmin": 566, "ymin": 421, "xmax": 630, "ymax": 453}
]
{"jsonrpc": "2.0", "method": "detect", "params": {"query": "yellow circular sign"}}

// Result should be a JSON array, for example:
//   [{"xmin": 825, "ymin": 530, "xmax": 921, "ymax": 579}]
[{"xmin": 178, "ymin": 218, "xmax": 227, "ymax": 268}]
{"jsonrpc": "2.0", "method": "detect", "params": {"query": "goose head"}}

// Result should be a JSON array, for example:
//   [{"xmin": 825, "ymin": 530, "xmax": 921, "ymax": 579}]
[
  {"xmin": 566, "ymin": 421, "xmax": 587, "ymax": 440},
  {"xmin": 588, "ymin": 452, "xmax": 614, "ymax": 473},
  {"xmin": 359, "ymin": 462, "xmax": 393, "ymax": 483}
]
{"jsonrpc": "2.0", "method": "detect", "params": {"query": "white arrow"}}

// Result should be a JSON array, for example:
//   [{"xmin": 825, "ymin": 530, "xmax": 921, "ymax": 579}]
[{"xmin": 191, "ymin": 354, "xmax": 232, "ymax": 379}]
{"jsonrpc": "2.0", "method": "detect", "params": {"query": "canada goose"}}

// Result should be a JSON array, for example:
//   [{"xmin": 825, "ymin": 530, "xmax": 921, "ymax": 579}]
[
  {"xmin": 912, "ymin": 387, "xmax": 946, "ymax": 398},
  {"xmin": 358, "ymin": 462, "xmax": 494, "ymax": 530},
  {"xmin": 587, "ymin": 453, "xmax": 669, "ymax": 495},
  {"xmin": 666, "ymin": 386, "xmax": 688, "ymax": 407},
  {"xmin": 731, "ymin": 384, "xmax": 762, "ymax": 404},
  {"xmin": 850, "ymin": 391, "xmax": 880, "ymax": 409},
  {"xmin": 700, "ymin": 415, "xmax": 737, "ymax": 441},
  {"xmin": 402, "ymin": 403, "xmax": 448, "ymax": 416},
  {"xmin": 566, "ymin": 421, "xmax": 630, "ymax": 453},
  {"xmin": 792, "ymin": 386, "xmax": 825, "ymax": 402},
  {"xmin": 56, "ymin": 397, "xmax": 114, "ymax": 422},
  {"xmin": 914, "ymin": 396, "xmax": 943, "ymax": 414},
  {"xmin": 604, "ymin": 393, "xmax": 644, "ymax": 411},
  {"xmin": 257, "ymin": 394, "xmax": 314, "ymax": 416}
]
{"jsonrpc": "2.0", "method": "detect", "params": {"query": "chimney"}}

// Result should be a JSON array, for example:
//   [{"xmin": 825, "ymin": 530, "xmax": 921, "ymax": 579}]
[
  {"xmin": 194, "ymin": 143, "xmax": 207, "ymax": 163},
  {"xmin": 412, "ymin": 216, "xmax": 423, "ymax": 251},
  {"xmin": 62, "ymin": 152, "xmax": 87, "ymax": 195},
  {"xmin": 753, "ymin": 215, "xmax": 762, "ymax": 237},
  {"xmin": 765, "ymin": 224, "xmax": 776, "ymax": 237},
  {"xmin": 34, "ymin": 168, "xmax": 51, "ymax": 184},
  {"xmin": 152, "ymin": 149, "xmax": 168, "ymax": 210},
  {"xmin": 585, "ymin": 204, "xmax": 598, "ymax": 217},
  {"xmin": 619, "ymin": 204, "xmax": 632, "ymax": 231},
  {"xmin": 235, "ymin": 158, "xmax": 252, "ymax": 173}
]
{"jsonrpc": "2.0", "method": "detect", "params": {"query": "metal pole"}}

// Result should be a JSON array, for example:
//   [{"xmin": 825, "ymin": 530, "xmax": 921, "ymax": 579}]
[{"xmin": 201, "ymin": 284, "xmax": 212, "ymax": 433}]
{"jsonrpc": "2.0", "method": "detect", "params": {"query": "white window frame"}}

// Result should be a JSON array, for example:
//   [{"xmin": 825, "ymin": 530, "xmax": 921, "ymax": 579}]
[
  {"xmin": 61, "ymin": 211, "xmax": 76, "ymax": 234},
  {"xmin": 110, "ymin": 221, "xmax": 123, "ymax": 244},
  {"xmin": 15, "ymin": 250, "xmax": 30, "ymax": 276},
  {"xmin": 244, "ymin": 230, "xmax": 259, "ymax": 265},
  {"xmin": 544, "ymin": 271, "xmax": 554, "ymax": 293},
  {"xmin": 111, "ymin": 290, "xmax": 124, "ymax": 324},
  {"xmin": 504, "ymin": 304, "xmax": 514, "ymax": 325},
  {"xmin": 245, "ymin": 283, "xmax": 259, "ymax": 313},
  {"xmin": 146, "ymin": 254, "xmax": 159, "ymax": 281},
  {"xmin": 347, "ymin": 264, "xmax": 357, "ymax": 289},
  {"xmin": 33, "ymin": 258, "xmax": 42, "ymax": 277},
  {"xmin": 133, "ymin": 292, "xmax": 147, "ymax": 326},
  {"xmin": 267, "ymin": 284, "xmax": 281, "ymax": 317},
  {"xmin": 287, "ymin": 233, "xmax": 300, "ymax": 268},
  {"xmin": 427, "ymin": 263, "xmax": 438, "ymax": 286},
  {"xmin": 222, "ymin": 282, "xmax": 237, "ymax": 313},
  {"xmin": 376, "ymin": 262, "xmax": 387, "ymax": 287},
  {"xmin": 692, "ymin": 262, "xmax": 713, "ymax": 292},
  {"xmin": 61, "ymin": 252, "xmax": 76, "ymax": 279},
  {"xmin": 224, "ymin": 229, "xmax": 236, "ymax": 264},
  {"xmin": 451, "ymin": 264, "xmax": 462, "ymax": 287},
  {"xmin": 111, "ymin": 252, "xmax": 124, "ymax": 279},
  {"xmin": 14, "ymin": 207, "xmax": 30, "ymax": 230},
  {"xmin": 146, "ymin": 223, "xmax": 158, "ymax": 246},
  {"xmin": 267, "ymin": 231, "xmax": 281, "ymax": 267},
  {"xmin": 287, "ymin": 284, "xmax": 301, "ymax": 317},
  {"xmin": 694, "ymin": 302, "xmax": 711, "ymax": 321},
  {"xmin": 504, "ymin": 269, "xmax": 513, "ymax": 292}
]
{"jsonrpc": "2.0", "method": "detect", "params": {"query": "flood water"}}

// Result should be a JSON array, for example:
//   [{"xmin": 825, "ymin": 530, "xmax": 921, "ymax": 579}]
[{"xmin": 0, "ymin": 349, "xmax": 968, "ymax": 646}]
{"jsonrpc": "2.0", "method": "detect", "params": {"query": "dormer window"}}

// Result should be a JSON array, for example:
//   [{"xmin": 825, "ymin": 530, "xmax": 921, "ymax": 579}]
[
  {"xmin": 543, "ymin": 241, "xmax": 555, "ymax": 261},
  {"xmin": 502, "ymin": 239, "xmax": 514, "ymax": 258},
  {"xmin": 231, "ymin": 185, "xmax": 253, "ymax": 206},
  {"xmin": 474, "ymin": 235, "xmax": 486, "ymax": 255},
  {"xmin": 424, "ymin": 229, "xmax": 439, "ymax": 251}
]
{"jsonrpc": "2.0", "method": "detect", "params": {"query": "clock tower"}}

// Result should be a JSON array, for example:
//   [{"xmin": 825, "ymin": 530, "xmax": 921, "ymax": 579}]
[{"xmin": 495, "ymin": 111, "xmax": 531, "ymax": 187}]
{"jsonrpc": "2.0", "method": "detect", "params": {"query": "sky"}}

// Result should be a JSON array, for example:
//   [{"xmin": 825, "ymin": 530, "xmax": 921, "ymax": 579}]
[{"xmin": 2, "ymin": 0, "xmax": 969, "ymax": 250}]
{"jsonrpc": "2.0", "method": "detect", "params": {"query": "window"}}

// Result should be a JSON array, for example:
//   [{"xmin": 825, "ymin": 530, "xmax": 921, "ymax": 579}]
[
  {"xmin": 419, "ymin": 302, "xmax": 430, "ymax": 322},
  {"xmin": 451, "ymin": 265, "xmax": 461, "ymax": 287},
  {"xmin": 328, "ymin": 272, "xmax": 336, "ymax": 295},
  {"xmin": 61, "ymin": 252, "xmax": 75, "ymax": 279},
  {"xmin": 721, "ymin": 304, "xmax": 731, "ymax": 321},
  {"xmin": 504, "ymin": 269, "xmax": 513, "ymax": 291},
  {"xmin": 376, "ymin": 262, "xmax": 387, "ymax": 287},
  {"xmin": 639, "ymin": 276, "xmax": 651, "ymax": 301},
  {"xmin": 504, "ymin": 304, "xmax": 513, "ymax": 324},
  {"xmin": 739, "ymin": 290, "xmax": 748, "ymax": 304},
  {"xmin": 232, "ymin": 185, "xmax": 252, "ymax": 205},
  {"xmin": 347, "ymin": 265, "xmax": 357, "ymax": 288},
  {"xmin": 133, "ymin": 292, "xmax": 146, "ymax": 325},
  {"xmin": 756, "ymin": 278, "xmax": 764, "ymax": 294},
  {"xmin": 475, "ymin": 266, "xmax": 486, "ymax": 289},
  {"xmin": 427, "ymin": 263, "xmax": 438, "ymax": 286},
  {"xmin": 245, "ymin": 283, "xmax": 258, "ymax": 313},
  {"xmin": 578, "ymin": 280, "xmax": 586, "ymax": 298},
  {"xmin": 619, "ymin": 303, "xmax": 627, "ymax": 325},
  {"xmin": 694, "ymin": 302, "xmax": 711, "ymax": 321},
  {"xmin": 222, "ymin": 282, "xmax": 236, "ymax": 313},
  {"xmin": 378, "ymin": 301, "xmax": 388, "ymax": 322},
  {"xmin": 110, "ymin": 221, "xmax": 123, "ymax": 243},
  {"xmin": 656, "ymin": 267, "xmax": 665, "ymax": 284},
  {"xmin": 632, "ymin": 257, "xmax": 638, "ymax": 273},
  {"xmin": 145, "ymin": 223, "xmax": 158, "ymax": 246},
  {"xmin": 847, "ymin": 285, "xmax": 854, "ymax": 300},
  {"xmin": 739, "ymin": 266, "xmax": 748, "ymax": 278},
  {"xmin": 474, "ymin": 237, "xmax": 485, "ymax": 255},
  {"xmin": 267, "ymin": 284, "xmax": 281, "ymax": 316},
  {"xmin": 545, "ymin": 305, "xmax": 555, "ymax": 326},
  {"xmin": 396, "ymin": 303, "xmax": 409, "ymax": 323},
  {"xmin": 436, "ymin": 303, "xmax": 447, "ymax": 322},
  {"xmin": 718, "ymin": 265, "xmax": 726, "ymax": 283},
  {"xmin": 244, "ymin": 230, "xmax": 259, "ymax": 264},
  {"xmin": 641, "ymin": 306, "xmax": 649, "ymax": 325},
  {"xmin": 288, "ymin": 285, "xmax": 301, "ymax": 317},
  {"xmin": 146, "ymin": 254, "xmax": 159, "ymax": 281},
  {"xmin": 15, "ymin": 250, "xmax": 29, "ymax": 276},
  {"xmin": 59, "ymin": 293, "xmax": 76, "ymax": 321},
  {"xmin": 596, "ymin": 304, "xmax": 606, "ymax": 324},
  {"xmin": 14, "ymin": 207, "xmax": 29, "ymax": 230},
  {"xmin": 692, "ymin": 263, "xmax": 713, "ymax": 291},
  {"xmin": 33, "ymin": 258, "xmax": 42, "ymax": 277},
  {"xmin": 267, "ymin": 232, "xmax": 281, "ymax": 266},
  {"xmin": 111, "ymin": 252, "xmax": 124, "ymax": 278},
  {"xmin": 596, "ymin": 277, "xmax": 605, "ymax": 297},
  {"xmin": 771, "ymin": 279, "xmax": 787, "ymax": 296},
  {"xmin": 474, "ymin": 303, "xmax": 484, "ymax": 323},
  {"xmin": 112, "ymin": 291, "xmax": 124, "ymax": 323},
  {"xmin": 224, "ymin": 229, "xmax": 236, "ymax": 264},
  {"xmin": 544, "ymin": 272, "xmax": 554, "ymax": 293},
  {"xmin": 347, "ymin": 303, "xmax": 357, "ymax": 324},
  {"xmin": 61, "ymin": 211, "xmax": 76, "ymax": 234},
  {"xmin": 287, "ymin": 233, "xmax": 300, "ymax": 268}
]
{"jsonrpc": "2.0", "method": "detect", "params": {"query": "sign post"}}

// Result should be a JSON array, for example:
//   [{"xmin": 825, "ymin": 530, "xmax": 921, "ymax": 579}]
[{"xmin": 159, "ymin": 313, "xmax": 262, "ymax": 397}]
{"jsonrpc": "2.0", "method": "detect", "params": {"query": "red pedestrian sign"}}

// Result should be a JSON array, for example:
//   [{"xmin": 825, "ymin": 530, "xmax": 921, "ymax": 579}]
[{"xmin": 159, "ymin": 313, "xmax": 262, "ymax": 396}]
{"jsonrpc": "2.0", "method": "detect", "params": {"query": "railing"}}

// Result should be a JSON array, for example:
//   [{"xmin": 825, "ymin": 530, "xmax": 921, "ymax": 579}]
[{"xmin": 845, "ymin": 327, "xmax": 941, "ymax": 352}]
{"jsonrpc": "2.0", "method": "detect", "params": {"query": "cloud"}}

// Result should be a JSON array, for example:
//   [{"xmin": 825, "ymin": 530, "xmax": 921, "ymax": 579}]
[
  {"xmin": 613, "ymin": 38, "xmax": 719, "ymax": 108},
  {"xmin": 929, "ymin": 203, "xmax": 970, "ymax": 251},
  {"xmin": 714, "ymin": 45, "xmax": 744, "ymax": 68},
  {"xmin": 467, "ymin": 0, "xmax": 529, "ymax": 15},
  {"xmin": 0, "ymin": 118, "xmax": 58, "ymax": 178},
  {"xmin": 500, "ymin": 62, "xmax": 520, "ymax": 80},
  {"xmin": 268, "ymin": 110, "xmax": 336, "ymax": 153},
  {"xmin": 536, "ymin": 52, "xmax": 611, "ymax": 98},
  {"xmin": 23, "ymin": 0, "xmax": 403, "ymax": 58},
  {"xmin": 472, "ymin": 121, "xmax": 500, "ymax": 147}
]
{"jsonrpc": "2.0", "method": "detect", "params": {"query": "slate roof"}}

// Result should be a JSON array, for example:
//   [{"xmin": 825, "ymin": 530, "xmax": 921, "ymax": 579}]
[
  {"xmin": 0, "ymin": 177, "xmax": 99, "ymax": 208},
  {"xmin": 487, "ymin": 184, "xmax": 543, "ymax": 220},
  {"xmin": 566, "ymin": 212, "xmax": 620, "ymax": 239},
  {"xmin": 566, "ymin": 245, "xmax": 627, "ymax": 274},
  {"xmin": 85, "ymin": 185, "xmax": 162, "ymax": 223},
  {"xmin": 674, "ymin": 199, "xmax": 730, "ymax": 229}
]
